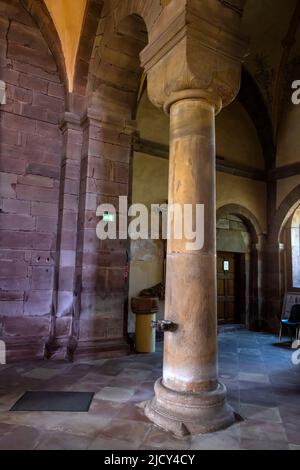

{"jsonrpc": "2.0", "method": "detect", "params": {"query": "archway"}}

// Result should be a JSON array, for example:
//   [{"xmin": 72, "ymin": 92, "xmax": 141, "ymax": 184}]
[
  {"xmin": 266, "ymin": 184, "xmax": 300, "ymax": 331},
  {"xmin": 217, "ymin": 204, "xmax": 264, "ymax": 329},
  {"xmin": 281, "ymin": 206, "xmax": 300, "ymax": 292},
  {"xmin": 68, "ymin": 1, "xmax": 163, "ymax": 358}
]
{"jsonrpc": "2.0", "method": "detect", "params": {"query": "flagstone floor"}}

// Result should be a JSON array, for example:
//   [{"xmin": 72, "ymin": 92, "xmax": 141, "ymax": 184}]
[{"xmin": 0, "ymin": 330, "xmax": 299, "ymax": 450}]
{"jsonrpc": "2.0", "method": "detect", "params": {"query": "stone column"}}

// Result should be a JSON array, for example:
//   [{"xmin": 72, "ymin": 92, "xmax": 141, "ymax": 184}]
[
  {"xmin": 140, "ymin": 0, "xmax": 247, "ymax": 436},
  {"xmin": 45, "ymin": 111, "xmax": 82, "ymax": 359}
]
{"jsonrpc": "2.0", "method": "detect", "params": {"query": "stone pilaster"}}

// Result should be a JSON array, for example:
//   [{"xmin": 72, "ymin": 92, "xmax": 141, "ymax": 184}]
[
  {"xmin": 45, "ymin": 111, "xmax": 82, "ymax": 358},
  {"xmin": 66, "ymin": 110, "xmax": 136, "ymax": 360}
]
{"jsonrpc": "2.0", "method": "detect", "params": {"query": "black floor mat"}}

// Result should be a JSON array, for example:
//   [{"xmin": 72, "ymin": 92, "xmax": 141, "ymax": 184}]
[{"xmin": 10, "ymin": 391, "xmax": 94, "ymax": 412}]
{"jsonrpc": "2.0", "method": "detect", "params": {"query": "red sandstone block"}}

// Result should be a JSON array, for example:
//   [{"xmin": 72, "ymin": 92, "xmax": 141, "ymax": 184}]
[
  {"xmin": 82, "ymin": 250, "xmax": 127, "ymax": 268},
  {"xmin": 36, "ymin": 120, "xmax": 61, "ymax": 139},
  {"xmin": 64, "ymin": 128, "xmax": 83, "ymax": 146},
  {"xmin": 79, "ymin": 315, "xmax": 123, "ymax": 340},
  {"xmin": 30, "ymin": 251, "xmax": 55, "ymax": 266},
  {"xmin": 62, "ymin": 194, "xmax": 79, "ymax": 212},
  {"xmin": 33, "ymin": 92, "xmax": 63, "ymax": 113},
  {"xmin": 20, "ymin": 103, "xmax": 46, "ymax": 121},
  {"xmin": 48, "ymin": 82, "xmax": 64, "ymax": 99},
  {"xmin": 63, "ymin": 162, "xmax": 81, "ymax": 181},
  {"xmin": 106, "ymin": 268, "xmax": 125, "ymax": 292},
  {"xmin": 0, "ymin": 290, "xmax": 24, "ymax": 301},
  {"xmin": 0, "ymin": 213, "xmax": 35, "ymax": 231},
  {"xmin": 60, "ymin": 211, "xmax": 77, "ymax": 230},
  {"xmin": 83, "ymin": 210, "xmax": 98, "ymax": 229},
  {"xmin": 0, "ymin": 231, "xmax": 54, "ymax": 250},
  {"xmin": 0, "ymin": 143, "xmax": 25, "ymax": 161},
  {"xmin": 0, "ymin": 66, "xmax": 19, "ymax": 85},
  {"xmin": 8, "ymin": 43, "xmax": 56, "ymax": 74},
  {"xmin": 86, "ymin": 177, "xmax": 128, "ymax": 197},
  {"xmin": 16, "ymin": 184, "xmax": 59, "ymax": 204},
  {"xmin": 84, "ymin": 193, "xmax": 97, "ymax": 211},
  {"xmin": 19, "ymin": 73, "xmax": 48, "ymax": 93},
  {"xmin": 17, "ymin": 174, "xmax": 54, "ymax": 189},
  {"xmin": 31, "ymin": 266, "xmax": 54, "ymax": 290},
  {"xmin": 58, "ymin": 249, "xmax": 76, "ymax": 269},
  {"xmin": 9, "ymin": 84, "xmax": 33, "ymax": 104},
  {"xmin": 0, "ymin": 157, "xmax": 25, "ymax": 174},
  {"xmin": 36, "ymin": 216, "xmax": 57, "ymax": 234},
  {"xmin": 88, "ymin": 140, "xmax": 131, "ymax": 163},
  {"xmin": 59, "ymin": 229, "xmax": 77, "ymax": 250},
  {"xmin": 0, "ymin": 15, "xmax": 9, "ymax": 38},
  {"xmin": 0, "ymin": 259, "xmax": 27, "ymax": 278},
  {"xmin": 1, "ymin": 98, "xmax": 22, "ymax": 115},
  {"xmin": 65, "ymin": 141, "xmax": 82, "ymax": 160},
  {"xmin": 26, "ymin": 163, "xmax": 60, "ymax": 180},
  {"xmin": 80, "ymin": 293, "xmax": 124, "ymax": 318},
  {"xmin": 0, "ymin": 248, "xmax": 26, "ymax": 261},
  {"xmin": 24, "ymin": 289, "xmax": 53, "ymax": 316},
  {"xmin": 85, "ymin": 156, "xmax": 110, "ymax": 180},
  {"xmin": 98, "ymin": 238, "xmax": 128, "ymax": 252},
  {"xmin": 0, "ymin": 300, "xmax": 23, "ymax": 316},
  {"xmin": 45, "ymin": 109, "xmax": 60, "ymax": 125},
  {"xmin": 0, "ymin": 172, "xmax": 17, "ymax": 198},
  {"xmin": 31, "ymin": 201, "xmax": 58, "ymax": 217},
  {"xmin": 64, "ymin": 178, "xmax": 80, "ymax": 196},
  {"xmin": 57, "ymin": 266, "xmax": 74, "ymax": 291},
  {"xmin": 1, "ymin": 111, "xmax": 36, "ymax": 133},
  {"xmin": 82, "ymin": 266, "xmax": 106, "ymax": 290},
  {"xmin": 2, "ymin": 198, "xmax": 30, "ymax": 215},
  {"xmin": 1, "ymin": 1, "xmax": 34, "ymax": 25},
  {"xmin": 0, "ymin": 126, "xmax": 20, "ymax": 146},
  {"xmin": 12, "ymin": 60, "xmax": 59, "ymax": 83},
  {"xmin": 55, "ymin": 317, "xmax": 72, "ymax": 338},
  {"xmin": 8, "ymin": 21, "xmax": 45, "ymax": 51},
  {"xmin": 113, "ymin": 162, "xmax": 129, "ymax": 183},
  {"xmin": 0, "ymin": 277, "xmax": 29, "ymax": 291},
  {"xmin": 3, "ymin": 315, "xmax": 50, "ymax": 338},
  {"xmin": 24, "ymin": 133, "xmax": 62, "ymax": 154}
]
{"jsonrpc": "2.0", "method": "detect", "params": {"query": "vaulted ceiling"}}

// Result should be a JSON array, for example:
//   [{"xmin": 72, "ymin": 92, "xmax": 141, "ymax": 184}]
[{"xmin": 42, "ymin": 0, "xmax": 300, "ymax": 143}]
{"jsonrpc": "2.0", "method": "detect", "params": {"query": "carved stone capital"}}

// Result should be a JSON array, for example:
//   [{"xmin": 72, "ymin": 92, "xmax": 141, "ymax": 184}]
[{"xmin": 141, "ymin": 0, "xmax": 248, "ymax": 113}]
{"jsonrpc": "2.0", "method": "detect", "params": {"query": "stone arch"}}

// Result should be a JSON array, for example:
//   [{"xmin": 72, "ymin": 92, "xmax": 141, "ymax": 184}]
[
  {"xmin": 74, "ymin": 0, "xmax": 163, "ymax": 97},
  {"xmin": 217, "ymin": 204, "xmax": 264, "ymax": 329},
  {"xmin": 217, "ymin": 203, "xmax": 263, "ymax": 246},
  {"xmin": 21, "ymin": 0, "xmax": 68, "ymax": 97},
  {"xmin": 238, "ymin": 67, "xmax": 275, "ymax": 170},
  {"xmin": 73, "ymin": 0, "xmax": 104, "ymax": 96},
  {"xmin": 269, "ymin": 184, "xmax": 300, "ymax": 245},
  {"xmin": 68, "ymin": 1, "xmax": 163, "ymax": 360},
  {"xmin": 265, "ymin": 185, "xmax": 300, "ymax": 332}
]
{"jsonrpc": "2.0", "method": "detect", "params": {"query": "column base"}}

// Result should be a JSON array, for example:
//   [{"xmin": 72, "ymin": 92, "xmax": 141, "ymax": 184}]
[{"xmin": 145, "ymin": 378, "xmax": 235, "ymax": 437}]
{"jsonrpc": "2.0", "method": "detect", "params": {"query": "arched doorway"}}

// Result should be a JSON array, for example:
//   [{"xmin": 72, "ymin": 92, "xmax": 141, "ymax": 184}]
[
  {"xmin": 67, "ymin": 2, "xmax": 164, "ymax": 357},
  {"xmin": 281, "ymin": 205, "xmax": 300, "ymax": 295},
  {"xmin": 267, "ymin": 184, "xmax": 300, "ymax": 331},
  {"xmin": 217, "ymin": 205, "xmax": 264, "ymax": 330}
]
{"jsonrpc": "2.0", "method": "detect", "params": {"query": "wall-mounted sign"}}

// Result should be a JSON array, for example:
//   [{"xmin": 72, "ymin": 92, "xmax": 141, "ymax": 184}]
[{"xmin": 223, "ymin": 261, "xmax": 229, "ymax": 272}]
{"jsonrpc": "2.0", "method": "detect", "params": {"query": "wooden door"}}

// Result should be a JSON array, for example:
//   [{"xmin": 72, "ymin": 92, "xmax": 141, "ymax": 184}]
[{"xmin": 217, "ymin": 252, "xmax": 240, "ymax": 324}]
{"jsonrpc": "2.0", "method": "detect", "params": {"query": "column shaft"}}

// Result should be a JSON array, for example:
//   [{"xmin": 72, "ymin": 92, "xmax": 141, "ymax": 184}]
[
  {"xmin": 145, "ymin": 96, "xmax": 234, "ymax": 436},
  {"xmin": 163, "ymin": 98, "xmax": 217, "ymax": 393}
]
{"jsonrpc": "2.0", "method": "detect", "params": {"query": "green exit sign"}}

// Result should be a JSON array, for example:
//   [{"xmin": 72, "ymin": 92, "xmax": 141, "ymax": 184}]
[{"xmin": 103, "ymin": 213, "xmax": 115, "ymax": 222}]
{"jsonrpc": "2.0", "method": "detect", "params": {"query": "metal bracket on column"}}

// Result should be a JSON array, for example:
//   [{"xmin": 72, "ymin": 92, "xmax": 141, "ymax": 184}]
[{"xmin": 152, "ymin": 320, "xmax": 177, "ymax": 333}]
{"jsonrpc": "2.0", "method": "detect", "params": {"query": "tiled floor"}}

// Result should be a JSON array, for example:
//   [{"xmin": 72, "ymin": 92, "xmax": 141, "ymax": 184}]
[{"xmin": 0, "ymin": 330, "xmax": 299, "ymax": 450}]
